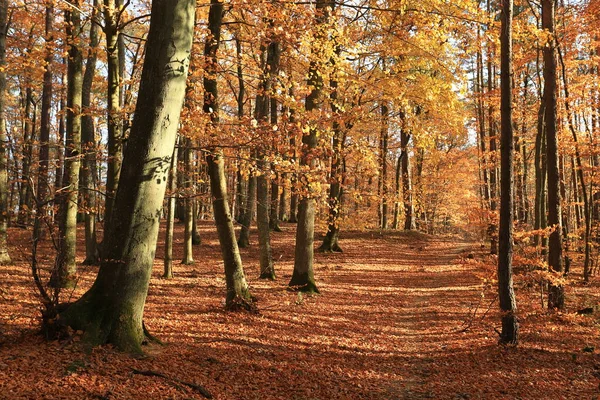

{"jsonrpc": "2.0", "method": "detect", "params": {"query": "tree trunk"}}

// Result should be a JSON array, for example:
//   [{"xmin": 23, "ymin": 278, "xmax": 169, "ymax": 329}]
[
  {"xmin": 164, "ymin": 139, "xmax": 178, "ymax": 279},
  {"xmin": 182, "ymin": 137, "xmax": 194, "ymax": 264},
  {"xmin": 487, "ymin": 29, "xmax": 498, "ymax": 255},
  {"xmin": 393, "ymin": 154, "xmax": 401, "ymax": 230},
  {"xmin": 498, "ymin": 0, "xmax": 518, "ymax": 344},
  {"xmin": 0, "ymin": 0, "xmax": 10, "ymax": 263},
  {"xmin": 103, "ymin": 0, "xmax": 124, "ymax": 226},
  {"xmin": 53, "ymin": 4, "xmax": 83, "ymax": 288},
  {"xmin": 557, "ymin": 44, "xmax": 591, "ymax": 281},
  {"xmin": 543, "ymin": 0, "xmax": 564, "ymax": 309},
  {"xmin": 379, "ymin": 102, "xmax": 389, "ymax": 230},
  {"xmin": 255, "ymin": 38, "xmax": 277, "ymax": 279},
  {"xmin": 237, "ymin": 175, "xmax": 256, "ymax": 248},
  {"xmin": 60, "ymin": 0, "xmax": 195, "ymax": 353},
  {"xmin": 400, "ymin": 124, "xmax": 415, "ymax": 230},
  {"xmin": 320, "ymin": 44, "xmax": 344, "ymax": 252},
  {"xmin": 257, "ymin": 159, "xmax": 275, "ymax": 279},
  {"xmin": 81, "ymin": 0, "xmax": 100, "ymax": 265},
  {"xmin": 290, "ymin": 0, "xmax": 332, "ymax": 293},
  {"xmin": 204, "ymin": 0, "xmax": 253, "ymax": 308}
]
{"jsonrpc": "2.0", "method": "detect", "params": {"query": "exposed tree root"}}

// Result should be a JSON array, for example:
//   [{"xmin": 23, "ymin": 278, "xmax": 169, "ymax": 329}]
[{"xmin": 132, "ymin": 368, "xmax": 213, "ymax": 399}]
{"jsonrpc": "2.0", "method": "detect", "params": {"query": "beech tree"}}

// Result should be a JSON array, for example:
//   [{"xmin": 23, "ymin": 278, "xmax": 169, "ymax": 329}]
[
  {"xmin": 542, "ymin": 0, "xmax": 564, "ymax": 310},
  {"xmin": 0, "ymin": 0, "xmax": 10, "ymax": 265},
  {"xmin": 59, "ymin": 0, "xmax": 195, "ymax": 352},
  {"xmin": 498, "ymin": 0, "xmax": 518, "ymax": 344}
]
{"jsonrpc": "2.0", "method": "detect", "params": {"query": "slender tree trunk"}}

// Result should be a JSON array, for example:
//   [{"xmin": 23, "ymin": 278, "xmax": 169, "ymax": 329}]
[
  {"xmin": 401, "ymin": 125, "xmax": 415, "ymax": 230},
  {"xmin": 487, "ymin": 37, "xmax": 498, "ymax": 255},
  {"xmin": 55, "ymin": 70, "xmax": 66, "ymax": 197},
  {"xmin": 53, "ymin": 4, "xmax": 83, "ymax": 288},
  {"xmin": 558, "ymin": 45, "xmax": 591, "ymax": 281},
  {"xmin": 60, "ymin": 0, "xmax": 196, "ymax": 352},
  {"xmin": 81, "ymin": 0, "xmax": 100, "ymax": 265},
  {"xmin": 104, "ymin": 0, "xmax": 124, "ymax": 226},
  {"xmin": 290, "ymin": 0, "xmax": 333, "ymax": 293},
  {"xmin": 164, "ymin": 139, "xmax": 178, "ymax": 279},
  {"xmin": 498, "ymin": 0, "xmax": 518, "ymax": 344},
  {"xmin": 237, "ymin": 176, "xmax": 255, "ymax": 248},
  {"xmin": 182, "ymin": 137, "xmax": 194, "ymax": 264},
  {"xmin": 256, "ymin": 37, "xmax": 278, "ymax": 279},
  {"xmin": 319, "ymin": 43, "xmax": 344, "ymax": 252},
  {"xmin": 393, "ymin": 154, "xmax": 401, "ymax": 230},
  {"xmin": 204, "ymin": 0, "xmax": 253, "ymax": 308},
  {"xmin": 379, "ymin": 102, "xmax": 389, "ymax": 230},
  {"xmin": 542, "ymin": 0, "xmax": 563, "ymax": 309},
  {"xmin": 18, "ymin": 87, "xmax": 33, "ymax": 227},
  {"xmin": 0, "ymin": 0, "xmax": 11, "ymax": 264}
]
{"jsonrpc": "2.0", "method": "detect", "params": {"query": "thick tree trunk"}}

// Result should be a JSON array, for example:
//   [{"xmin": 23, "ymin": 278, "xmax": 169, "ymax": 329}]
[
  {"xmin": 81, "ymin": 1, "xmax": 100, "ymax": 265},
  {"xmin": 53, "ymin": 5, "xmax": 83, "ymax": 288},
  {"xmin": 0, "ymin": 0, "xmax": 10, "ymax": 264},
  {"xmin": 498, "ymin": 0, "xmax": 518, "ymax": 344},
  {"xmin": 542, "ymin": 0, "xmax": 564, "ymax": 309},
  {"xmin": 204, "ymin": 0, "xmax": 253, "ymax": 308},
  {"xmin": 60, "ymin": 0, "xmax": 195, "ymax": 353}
]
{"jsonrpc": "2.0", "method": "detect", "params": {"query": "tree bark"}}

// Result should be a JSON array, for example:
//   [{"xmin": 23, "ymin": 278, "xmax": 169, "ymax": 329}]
[
  {"xmin": 379, "ymin": 102, "xmax": 389, "ymax": 230},
  {"xmin": 498, "ymin": 0, "xmax": 518, "ymax": 344},
  {"xmin": 0, "ymin": 0, "xmax": 11, "ymax": 264},
  {"xmin": 290, "ymin": 0, "xmax": 332, "ymax": 293},
  {"xmin": 182, "ymin": 137, "xmax": 194, "ymax": 264},
  {"xmin": 320, "ymin": 44, "xmax": 344, "ymax": 252},
  {"xmin": 164, "ymin": 139, "xmax": 178, "ymax": 279},
  {"xmin": 103, "ymin": 0, "xmax": 124, "ymax": 226},
  {"xmin": 237, "ymin": 176, "xmax": 255, "ymax": 248},
  {"xmin": 53, "ymin": 3, "xmax": 83, "ymax": 288},
  {"xmin": 203, "ymin": 0, "xmax": 253, "ymax": 308},
  {"xmin": 81, "ymin": 0, "xmax": 100, "ymax": 265},
  {"xmin": 60, "ymin": 0, "xmax": 196, "ymax": 353},
  {"xmin": 400, "ymin": 121, "xmax": 415, "ymax": 231},
  {"xmin": 542, "ymin": 0, "xmax": 564, "ymax": 309}
]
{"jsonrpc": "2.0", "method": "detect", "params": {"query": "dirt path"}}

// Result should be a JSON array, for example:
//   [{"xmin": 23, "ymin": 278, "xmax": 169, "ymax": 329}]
[{"xmin": 1, "ymin": 224, "xmax": 599, "ymax": 399}]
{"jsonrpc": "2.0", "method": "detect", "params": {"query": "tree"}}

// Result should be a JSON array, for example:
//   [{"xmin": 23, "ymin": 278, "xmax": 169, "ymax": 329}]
[
  {"xmin": 290, "ymin": 0, "xmax": 334, "ymax": 293},
  {"xmin": 81, "ymin": 0, "xmax": 100, "ymax": 265},
  {"xmin": 59, "ymin": 0, "xmax": 196, "ymax": 353},
  {"xmin": 0, "ymin": 0, "xmax": 10, "ymax": 265},
  {"xmin": 203, "ymin": 0, "xmax": 253, "ymax": 308},
  {"xmin": 542, "ymin": 0, "xmax": 564, "ymax": 310},
  {"xmin": 53, "ymin": 2, "xmax": 83, "ymax": 288},
  {"xmin": 103, "ymin": 0, "xmax": 125, "ymax": 225},
  {"xmin": 498, "ymin": 0, "xmax": 518, "ymax": 344},
  {"xmin": 164, "ymin": 139, "xmax": 178, "ymax": 279}
]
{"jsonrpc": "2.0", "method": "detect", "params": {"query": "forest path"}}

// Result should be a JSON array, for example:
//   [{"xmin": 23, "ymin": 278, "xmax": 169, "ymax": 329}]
[{"xmin": 4, "ymin": 223, "xmax": 599, "ymax": 399}]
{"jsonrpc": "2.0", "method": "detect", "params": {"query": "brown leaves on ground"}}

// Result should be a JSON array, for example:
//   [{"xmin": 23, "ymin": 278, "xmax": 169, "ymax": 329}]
[{"xmin": 0, "ymin": 222, "xmax": 599, "ymax": 399}]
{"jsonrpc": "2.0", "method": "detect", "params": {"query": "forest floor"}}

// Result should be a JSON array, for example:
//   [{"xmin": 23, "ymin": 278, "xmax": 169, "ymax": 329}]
[{"xmin": 1, "ymin": 221, "xmax": 600, "ymax": 399}]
